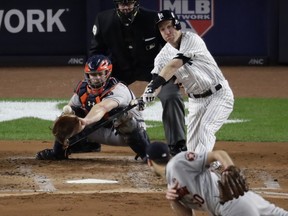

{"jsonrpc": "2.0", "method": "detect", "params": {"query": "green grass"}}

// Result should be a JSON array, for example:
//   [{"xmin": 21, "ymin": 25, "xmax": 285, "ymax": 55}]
[
  {"xmin": 216, "ymin": 98, "xmax": 288, "ymax": 142},
  {"xmin": 0, "ymin": 98, "xmax": 287, "ymax": 142},
  {"xmin": 145, "ymin": 98, "xmax": 288, "ymax": 142},
  {"xmin": 0, "ymin": 118, "xmax": 54, "ymax": 140}
]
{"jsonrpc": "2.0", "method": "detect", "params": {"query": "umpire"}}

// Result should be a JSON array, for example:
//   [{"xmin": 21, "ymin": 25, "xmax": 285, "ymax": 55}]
[{"xmin": 89, "ymin": 0, "xmax": 186, "ymax": 155}]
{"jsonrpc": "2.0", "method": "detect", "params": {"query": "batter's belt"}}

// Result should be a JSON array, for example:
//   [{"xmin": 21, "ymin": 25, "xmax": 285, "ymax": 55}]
[{"xmin": 189, "ymin": 84, "xmax": 222, "ymax": 99}]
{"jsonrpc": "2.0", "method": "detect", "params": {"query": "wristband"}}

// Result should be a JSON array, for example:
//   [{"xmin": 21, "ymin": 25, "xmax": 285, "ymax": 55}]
[
  {"xmin": 149, "ymin": 75, "xmax": 166, "ymax": 90},
  {"xmin": 174, "ymin": 53, "xmax": 192, "ymax": 65}
]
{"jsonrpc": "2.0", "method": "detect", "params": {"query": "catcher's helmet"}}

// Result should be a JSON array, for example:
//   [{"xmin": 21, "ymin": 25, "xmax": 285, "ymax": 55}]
[
  {"xmin": 156, "ymin": 10, "xmax": 181, "ymax": 30},
  {"xmin": 113, "ymin": 0, "xmax": 139, "ymax": 26},
  {"xmin": 84, "ymin": 55, "xmax": 113, "ymax": 95}
]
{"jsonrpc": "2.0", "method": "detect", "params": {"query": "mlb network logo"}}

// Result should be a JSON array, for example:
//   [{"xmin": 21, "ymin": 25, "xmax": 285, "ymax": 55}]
[{"xmin": 159, "ymin": 0, "xmax": 214, "ymax": 36}]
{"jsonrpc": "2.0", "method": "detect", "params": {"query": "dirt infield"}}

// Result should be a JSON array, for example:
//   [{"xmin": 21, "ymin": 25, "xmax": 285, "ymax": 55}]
[{"xmin": 0, "ymin": 66, "xmax": 288, "ymax": 215}]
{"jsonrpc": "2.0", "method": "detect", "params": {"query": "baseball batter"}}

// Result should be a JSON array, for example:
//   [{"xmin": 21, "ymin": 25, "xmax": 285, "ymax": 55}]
[
  {"xmin": 146, "ymin": 142, "xmax": 288, "ymax": 216},
  {"xmin": 142, "ymin": 10, "xmax": 234, "ymax": 153},
  {"xmin": 36, "ymin": 55, "xmax": 149, "ymax": 161}
]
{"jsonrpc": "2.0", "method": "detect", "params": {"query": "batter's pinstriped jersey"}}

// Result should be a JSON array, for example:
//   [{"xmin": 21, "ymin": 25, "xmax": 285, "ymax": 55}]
[
  {"xmin": 166, "ymin": 152, "xmax": 288, "ymax": 215},
  {"xmin": 151, "ymin": 31, "xmax": 225, "ymax": 95},
  {"xmin": 151, "ymin": 31, "xmax": 234, "ymax": 153}
]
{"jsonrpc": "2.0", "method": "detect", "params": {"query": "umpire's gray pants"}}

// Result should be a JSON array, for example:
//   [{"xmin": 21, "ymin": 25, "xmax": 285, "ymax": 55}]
[{"xmin": 157, "ymin": 79, "xmax": 186, "ymax": 146}]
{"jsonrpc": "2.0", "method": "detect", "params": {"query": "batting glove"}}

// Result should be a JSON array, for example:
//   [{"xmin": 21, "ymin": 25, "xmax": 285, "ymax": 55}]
[{"xmin": 142, "ymin": 84, "xmax": 156, "ymax": 103}]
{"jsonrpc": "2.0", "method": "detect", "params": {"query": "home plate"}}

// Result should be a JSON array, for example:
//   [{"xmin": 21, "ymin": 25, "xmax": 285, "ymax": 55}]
[{"xmin": 66, "ymin": 179, "xmax": 118, "ymax": 184}]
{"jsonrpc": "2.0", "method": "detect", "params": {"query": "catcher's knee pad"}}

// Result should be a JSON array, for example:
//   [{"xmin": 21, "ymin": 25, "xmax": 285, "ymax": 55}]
[
  {"xmin": 123, "ymin": 128, "xmax": 150, "ymax": 160},
  {"xmin": 114, "ymin": 114, "xmax": 138, "ymax": 134}
]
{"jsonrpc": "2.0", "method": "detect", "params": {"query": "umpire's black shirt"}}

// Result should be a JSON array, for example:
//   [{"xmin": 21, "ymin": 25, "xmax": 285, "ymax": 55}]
[{"xmin": 89, "ymin": 7, "xmax": 165, "ymax": 85}]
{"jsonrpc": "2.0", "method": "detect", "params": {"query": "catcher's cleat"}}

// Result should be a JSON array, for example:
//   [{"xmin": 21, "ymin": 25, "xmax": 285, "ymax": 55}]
[
  {"xmin": 168, "ymin": 140, "xmax": 187, "ymax": 156},
  {"xmin": 35, "ymin": 149, "xmax": 68, "ymax": 160},
  {"xmin": 134, "ymin": 154, "xmax": 147, "ymax": 163}
]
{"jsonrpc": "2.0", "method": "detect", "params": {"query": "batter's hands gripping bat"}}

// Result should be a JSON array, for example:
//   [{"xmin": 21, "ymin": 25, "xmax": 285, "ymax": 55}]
[
  {"xmin": 67, "ymin": 99, "xmax": 141, "ymax": 148},
  {"xmin": 218, "ymin": 165, "xmax": 249, "ymax": 205}
]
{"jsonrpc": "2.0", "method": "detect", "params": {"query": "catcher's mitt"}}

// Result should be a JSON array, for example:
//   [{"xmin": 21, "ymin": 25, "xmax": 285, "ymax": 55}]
[
  {"xmin": 52, "ymin": 114, "xmax": 81, "ymax": 146},
  {"xmin": 218, "ymin": 165, "xmax": 249, "ymax": 205}
]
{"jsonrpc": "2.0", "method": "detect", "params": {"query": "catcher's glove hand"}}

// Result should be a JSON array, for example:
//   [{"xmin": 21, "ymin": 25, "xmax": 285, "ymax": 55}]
[{"xmin": 218, "ymin": 165, "xmax": 249, "ymax": 205}]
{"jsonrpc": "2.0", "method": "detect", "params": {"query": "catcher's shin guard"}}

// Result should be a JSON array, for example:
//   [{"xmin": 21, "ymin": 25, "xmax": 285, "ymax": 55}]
[
  {"xmin": 123, "ymin": 128, "xmax": 150, "ymax": 161},
  {"xmin": 68, "ymin": 138, "xmax": 101, "ymax": 153},
  {"xmin": 69, "ymin": 139, "xmax": 101, "ymax": 153}
]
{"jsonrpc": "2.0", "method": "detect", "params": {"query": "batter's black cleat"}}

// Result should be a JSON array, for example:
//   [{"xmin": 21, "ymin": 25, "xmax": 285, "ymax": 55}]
[{"xmin": 168, "ymin": 140, "xmax": 187, "ymax": 156}]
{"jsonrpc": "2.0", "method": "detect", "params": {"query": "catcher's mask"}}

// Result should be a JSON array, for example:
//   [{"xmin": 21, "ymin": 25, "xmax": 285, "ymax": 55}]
[
  {"xmin": 113, "ymin": 0, "xmax": 139, "ymax": 26},
  {"xmin": 156, "ymin": 10, "xmax": 181, "ymax": 30},
  {"xmin": 84, "ymin": 55, "xmax": 113, "ymax": 95}
]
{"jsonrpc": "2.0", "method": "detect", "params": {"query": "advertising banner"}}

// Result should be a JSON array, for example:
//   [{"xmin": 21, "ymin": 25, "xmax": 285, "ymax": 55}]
[
  {"xmin": 0, "ymin": 0, "xmax": 86, "ymax": 65},
  {"xmin": 0, "ymin": 0, "xmax": 281, "ymax": 66},
  {"xmin": 159, "ymin": 0, "xmax": 214, "ymax": 37}
]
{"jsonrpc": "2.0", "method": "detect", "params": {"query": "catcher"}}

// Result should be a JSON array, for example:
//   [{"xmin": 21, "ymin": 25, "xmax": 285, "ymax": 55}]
[
  {"xmin": 146, "ymin": 142, "xmax": 288, "ymax": 215},
  {"xmin": 36, "ymin": 55, "xmax": 149, "ymax": 161}
]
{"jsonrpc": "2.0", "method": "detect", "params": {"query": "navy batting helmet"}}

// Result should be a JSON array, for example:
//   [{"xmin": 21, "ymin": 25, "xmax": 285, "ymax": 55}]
[{"xmin": 156, "ymin": 10, "xmax": 181, "ymax": 30}]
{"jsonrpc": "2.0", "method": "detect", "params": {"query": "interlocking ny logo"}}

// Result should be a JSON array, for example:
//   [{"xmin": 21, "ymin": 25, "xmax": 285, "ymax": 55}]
[
  {"xmin": 158, "ymin": 12, "xmax": 164, "ymax": 20},
  {"xmin": 159, "ymin": 0, "xmax": 214, "ymax": 36}
]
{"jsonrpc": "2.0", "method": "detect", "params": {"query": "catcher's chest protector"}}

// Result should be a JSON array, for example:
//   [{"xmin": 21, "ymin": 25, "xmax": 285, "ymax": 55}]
[{"xmin": 77, "ymin": 78, "xmax": 119, "ymax": 112}]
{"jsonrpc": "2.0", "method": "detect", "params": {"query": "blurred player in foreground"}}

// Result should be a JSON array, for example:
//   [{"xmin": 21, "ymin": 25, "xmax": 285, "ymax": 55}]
[
  {"xmin": 36, "ymin": 55, "xmax": 149, "ymax": 161},
  {"xmin": 146, "ymin": 142, "xmax": 288, "ymax": 216}
]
